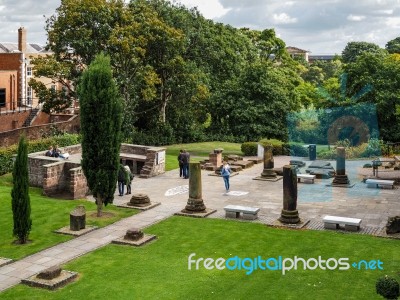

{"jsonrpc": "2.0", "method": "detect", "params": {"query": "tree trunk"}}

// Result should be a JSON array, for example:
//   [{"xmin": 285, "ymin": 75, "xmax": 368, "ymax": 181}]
[{"xmin": 96, "ymin": 196, "xmax": 103, "ymax": 217}]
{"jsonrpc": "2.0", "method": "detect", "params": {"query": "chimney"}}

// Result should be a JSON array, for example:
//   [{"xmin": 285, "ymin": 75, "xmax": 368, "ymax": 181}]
[{"xmin": 18, "ymin": 27, "xmax": 27, "ymax": 53}]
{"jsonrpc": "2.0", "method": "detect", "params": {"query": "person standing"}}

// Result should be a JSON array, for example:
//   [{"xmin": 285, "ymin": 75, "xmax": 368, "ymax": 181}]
[
  {"xmin": 221, "ymin": 160, "xmax": 231, "ymax": 192},
  {"xmin": 124, "ymin": 165, "xmax": 134, "ymax": 195},
  {"xmin": 178, "ymin": 150, "xmax": 184, "ymax": 178},
  {"xmin": 182, "ymin": 149, "xmax": 190, "ymax": 179},
  {"xmin": 117, "ymin": 164, "xmax": 126, "ymax": 196}
]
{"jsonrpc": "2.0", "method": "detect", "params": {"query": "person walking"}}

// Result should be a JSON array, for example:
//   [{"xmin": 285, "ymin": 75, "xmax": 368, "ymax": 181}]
[
  {"xmin": 178, "ymin": 150, "xmax": 184, "ymax": 178},
  {"xmin": 117, "ymin": 164, "xmax": 126, "ymax": 196},
  {"xmin": 220, "ymin": 160, "xmax": 232, "ymax": 192},
  {"xmin": 124, "ymin": 165, "xmax": 134, "ymax": 195},
  {"xmin": 182, "ymin": 149, "xmax": 190, "ymax": 179}
]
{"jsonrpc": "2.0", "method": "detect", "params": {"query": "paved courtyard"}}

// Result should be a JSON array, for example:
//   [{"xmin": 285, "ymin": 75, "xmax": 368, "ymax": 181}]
[{"xmin": 0, "ymin": 156, "xmax": 399, "ymax": 292}]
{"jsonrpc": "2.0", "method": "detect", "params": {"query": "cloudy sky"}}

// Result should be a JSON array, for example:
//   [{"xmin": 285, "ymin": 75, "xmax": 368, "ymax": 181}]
[{"xmin": 1, "ymin": 0, "xmax": 400, "ymax": 54}]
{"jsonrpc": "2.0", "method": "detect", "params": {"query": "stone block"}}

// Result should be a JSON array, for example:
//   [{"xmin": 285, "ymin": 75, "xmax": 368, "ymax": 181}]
[
  {"xmin": 70, "ymin": 205, "xmax": 86, "ymax": 231},
  {"xmin": 37, "ymin": 266, "xmax": 62, "ymax": 280}
]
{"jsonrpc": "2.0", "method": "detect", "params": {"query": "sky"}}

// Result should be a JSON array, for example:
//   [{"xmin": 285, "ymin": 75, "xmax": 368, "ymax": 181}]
[{"xmin": 1, "ymin": 0, "xmax": 400, "ymax": 54}]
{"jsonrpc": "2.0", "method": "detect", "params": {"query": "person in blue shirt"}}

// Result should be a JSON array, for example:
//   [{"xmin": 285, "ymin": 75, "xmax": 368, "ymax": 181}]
[{"xmin": 220, "ymin": 160, "xmax": 231, "ymax": 192}]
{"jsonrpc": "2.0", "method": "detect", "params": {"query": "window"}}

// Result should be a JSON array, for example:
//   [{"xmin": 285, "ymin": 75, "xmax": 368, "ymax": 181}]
[
  {"xmin": 27, "ymin": 67, "xmax": 32, "ymax": 77},
  {"xmin": 0, "ymin": 89, "xmax": 5, "ymax": 107},
  {"xmin": 27, "ymin": 87, "xmax": 32, "ymax": 105}
]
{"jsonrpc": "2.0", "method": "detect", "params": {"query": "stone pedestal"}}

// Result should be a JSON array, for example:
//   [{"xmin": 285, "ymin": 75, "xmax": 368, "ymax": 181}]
[
  {"xmin": 331, "ymin": 147, "xmax": 352, "ymax": 186},
  {"xmin": 124, "ymin": 228, "xmax": 144, "ymax": 241},
  {"xmin": 183, "ymin": 163, "xmax": 206, "ymax": 213},
  {"xmin": 279, "ymin": 165, "xmax": 300, "ymax": 224},
  {"xmin": 70, "ymin": 205, "xmax": 86, "ymax": 231},
  {"xmin": 209, "ymin": 152, "xmax": 222, "ymax": 168},
  {"xmin": 37, "ymin": 266, "xmax": 62, "ymax": 280},
  {"xmin": 128, "ymin": 193, "xmax": 151, "ymax": 207},
  {"xmin": 261, "ymin": 145, "xmax": 277, "ymax": 178}
]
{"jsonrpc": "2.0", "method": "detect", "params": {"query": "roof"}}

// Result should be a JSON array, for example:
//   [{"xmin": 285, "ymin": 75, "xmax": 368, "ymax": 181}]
[
  {"xmin": 286, "ymin": 46, "xmax": 309, "ymax": 53},
  {"xmin": 0, "ymin": 43, "xmax": 49, "ymax": 54}
]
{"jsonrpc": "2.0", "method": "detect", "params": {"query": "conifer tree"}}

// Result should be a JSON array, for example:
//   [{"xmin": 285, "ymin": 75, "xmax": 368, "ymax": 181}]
[
  {"xmin": 11, "ymin": 135, "xmax": 32, "ymax": 244},
  {"xmin": 78, "ymin": 53, "xmax": 123, "ymax": 216}
]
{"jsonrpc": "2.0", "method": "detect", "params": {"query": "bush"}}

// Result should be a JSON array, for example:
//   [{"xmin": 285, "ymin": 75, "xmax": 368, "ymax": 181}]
[
  {"xmin": 241, "ymin": 142, "xmax": 258, "ymax": 156},
  {"xmin": 285, "ymin": 142, "xmax": 308, "ymax": 157},
  {"xmin": 259, "ymin": 138, "xmax": 285, "ymax": 155},
  {"xmin": 376, "ymin": 275, "xmax": 399, "ymax": 299}
]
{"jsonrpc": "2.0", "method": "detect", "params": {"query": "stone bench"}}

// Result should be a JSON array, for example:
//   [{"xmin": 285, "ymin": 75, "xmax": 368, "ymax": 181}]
[
  {"xmin": 323, "ymin": 215, "xmax": 362, "ymax": 231},
  {"xmin": 297, "ymin": 174, "xmax": 316, "ymax": 183},
  {"xmin": 224, "ymin": 205, "xmax": 260, "ymax": 220},
  {"xmin": 365, "ymin": 179, "xmax": 395, "ymax": 189}
]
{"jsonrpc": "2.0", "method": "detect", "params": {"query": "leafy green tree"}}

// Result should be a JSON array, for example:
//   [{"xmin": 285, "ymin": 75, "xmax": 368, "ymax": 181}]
[
  {"xmin": 210, "ymin": 61, "xmax": 301, "ymax": 141},
  {"xmin": 78, "ymin": 53, "xmax": 123, "ymax": 216},
  {"xmin": 385, "ymin": 37, "xmax": 400, "ymax": 54},
  {"xmin": 341, "ymin": 41, "xmax": 386, "ymax": 63},
  {"xmin": 11, "ymin": 135, "xmax": 32, "ymax": 244}
]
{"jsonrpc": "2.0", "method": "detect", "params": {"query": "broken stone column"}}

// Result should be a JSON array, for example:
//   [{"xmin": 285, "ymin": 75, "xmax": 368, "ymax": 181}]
[
  {"xmin": 37, "ymin": 265, "xmax": 62, "ymax": 280},
  {"xmin": 279, "ymin": 165, "xmax": 300, "ymax": 224},
  {"xmin": 261, "ymin": 145, "xmax": 277, "ymax": 178},
  {"xmin": 128, "ymin": 193, "xmax": 151, "ymax": 207},
  {"xmin": 209, "ymin": 148, "xmax": 223, "ymax": 168},
  {"xmin": 124, "ymin": 228, "xmax": 144, "ymax": 241},
  {"xmin": 332, "ymin": 147, "xmax": 350, "ymax": 185},
  {"xmin": 70, "ymin": 205, "xmax": 86, "ymax": 231},
  {"xmin": 182, "ymin": 162, "xmax": 206, "ymax": 213}
]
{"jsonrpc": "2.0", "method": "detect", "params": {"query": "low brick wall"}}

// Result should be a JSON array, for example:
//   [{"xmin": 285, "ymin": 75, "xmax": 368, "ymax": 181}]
[
  {"xmin": 0, "ymin": 114, "xmax": 80, "ymax": 147},
  {"xmin": 28, "ymin": 143, "xmax": 165, "ymax": 199}
]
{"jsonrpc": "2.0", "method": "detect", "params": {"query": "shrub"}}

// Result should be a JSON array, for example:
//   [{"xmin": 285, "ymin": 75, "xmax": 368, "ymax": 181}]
[
  {"xmin": 259, "ymin": 138, "xmax": 285, "ymax": 155},
  {"xmin": 241, "ymin": 142, "xmax": 258, "ymax": 156},
  {"xmin": 285, "ymin": 142, "xmax": 308, "ymax": 157},
  {"xmin": 376, "ymin": 275, "xmax": 399, "ymax": 299}
]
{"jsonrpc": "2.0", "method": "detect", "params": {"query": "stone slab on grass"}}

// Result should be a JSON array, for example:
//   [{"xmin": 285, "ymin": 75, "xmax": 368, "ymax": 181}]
[
  {"xmin": 54, "ymin": 225, "xmax": 98, "ymax": 236},
  {"xmin": 116, "ymin": 202, "xmax": 160, "ymax": 211},
  {"xmin": 112, "ymin": 234, "xmax": 157, "ymax": 247},
  {"xmin": 21, "ymin": 270, "xmax": 78, "ymax": 290}
]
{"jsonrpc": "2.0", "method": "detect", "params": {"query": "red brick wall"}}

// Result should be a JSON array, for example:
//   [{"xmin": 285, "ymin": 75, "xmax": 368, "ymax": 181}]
[
  {"xmin": 32, "ymin": 111, "xmax": 51, "ymax": 125},
  {"xmin": 0, "ymin": 114, "xmax": 80, "ymax": 148},
  {"xmin": 0, "ymin": 111, "xmax": 29, "ymax": 132}
]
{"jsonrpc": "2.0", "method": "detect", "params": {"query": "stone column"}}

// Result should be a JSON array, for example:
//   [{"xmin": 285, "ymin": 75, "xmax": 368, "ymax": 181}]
[
  {"xmin": 261, "ymin": 145, "xmax": 277, "ymax": 178},
  {"xmin": 182, "ymin": 162, "xmax": 206, "ymax": 213},
  {"xmin": 279, "ymin": 165, "xmax": 300, "ymax": 224},
  {"xmin": 332, "ymin": 147, "xmax": 350, "ymax": 185}
]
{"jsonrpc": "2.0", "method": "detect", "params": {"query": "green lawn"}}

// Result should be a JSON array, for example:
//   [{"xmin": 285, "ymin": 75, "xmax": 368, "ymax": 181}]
[
  {"xmin": 0, "ymin": 174, "xmax": 138, "ymax": 260},
  {"xmin": 2, "ymin": 216, "xmax": 399, "ymax": 299},
  {"xmin": 165, "ymin": 142, "xmax": 242, "ymax": 171}
]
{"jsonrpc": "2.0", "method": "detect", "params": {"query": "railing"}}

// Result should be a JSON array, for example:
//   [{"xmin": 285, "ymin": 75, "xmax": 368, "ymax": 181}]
[{"xmin": 0, "ymin": 98, "xmax": 41, "ymax": 115}]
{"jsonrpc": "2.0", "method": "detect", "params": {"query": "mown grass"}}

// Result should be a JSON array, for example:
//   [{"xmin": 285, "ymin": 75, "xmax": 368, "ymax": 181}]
[
  {"xmin": 0, "ymin": 174, "xmax": 138, "ymax": 260},
  {"xmin": 165, "ymin": 142, "xmax": 242, "ymax": 171},
  {"xmin": 1, "ymin": 216, "xmax": 399, "ymax": 299}
]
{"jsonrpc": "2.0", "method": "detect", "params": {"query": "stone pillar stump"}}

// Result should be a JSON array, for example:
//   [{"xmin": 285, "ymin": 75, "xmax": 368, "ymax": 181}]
[
  {"xmin": 279, "ymin": 165, "xmax": 300, "ymax": 224},
  {"xmin": 70, "ymin": 205, "xmax": 86, "ymax": 231},
  {"xmin": 261, "ymin": 145, "xmax": 277, "ymax": 178},
  {"xmin": 332, "ymin": 147, "xmax": 350, "ymax": 185},
  {"xmin": 182, "ymin": 162, "xmax": 206, "ymax": 213}
]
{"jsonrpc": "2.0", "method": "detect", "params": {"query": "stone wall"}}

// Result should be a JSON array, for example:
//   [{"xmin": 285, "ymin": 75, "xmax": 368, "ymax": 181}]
[
  {"xmin": 0, "ymin": 114, "xmax": 80, "ymax": 148},
  {"xmin": 0, "ymin": 111, "xmax": 30, "ymax": 134},
  {"xmin": 28, "ymin": 143, "xmax": 165, "ymax": 199},
  {"xmin": 69, "ymin": 166, "xmax": 89, "ymax": 199}
]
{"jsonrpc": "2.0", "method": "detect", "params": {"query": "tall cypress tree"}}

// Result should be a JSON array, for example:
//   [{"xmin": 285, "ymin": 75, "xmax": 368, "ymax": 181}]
[
  {"xmin": 78, "ymin": 53, "xmax": 123, "ymax": 216},
  {"xmin": 11, "ymin": 135, "xmax": 32, "ymax": 244}
]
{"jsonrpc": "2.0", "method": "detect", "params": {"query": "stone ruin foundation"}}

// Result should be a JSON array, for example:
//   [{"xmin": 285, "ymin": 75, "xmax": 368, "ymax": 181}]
[
  {"xmin": 21, "ymin": 265, "xmax": 78, "ymax": 290},
  {"xmin": 112, "ymin": 228, "xmax": 156, "ymax": 246}
]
